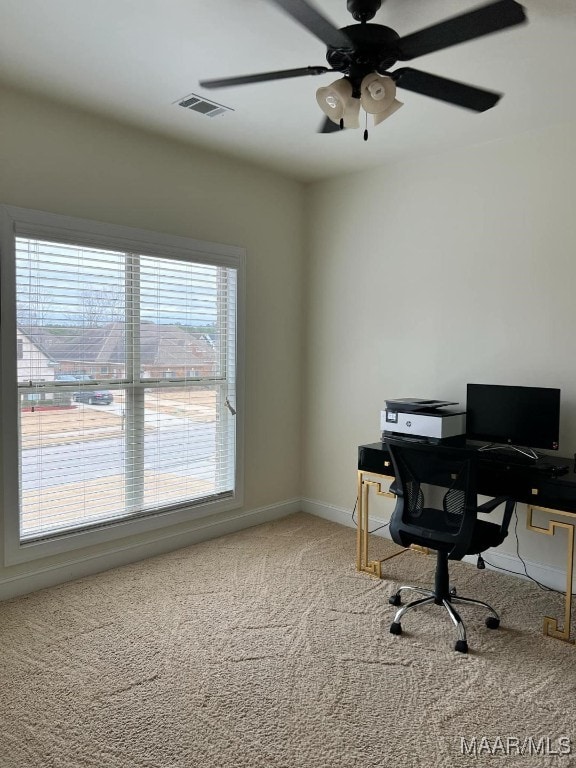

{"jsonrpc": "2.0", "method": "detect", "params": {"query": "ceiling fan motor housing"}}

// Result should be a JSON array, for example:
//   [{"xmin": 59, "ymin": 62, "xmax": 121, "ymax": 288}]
[
  {"xmin": 326, "ymin": 23, "xmax": 400, "ymax": 79},
  {"xmin": 347, "ymin": 0, "xmax": 382, "ymax": 22}
]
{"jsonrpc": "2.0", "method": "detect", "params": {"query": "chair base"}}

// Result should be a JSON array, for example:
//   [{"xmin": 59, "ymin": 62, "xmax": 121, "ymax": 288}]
[{"xmin": 388, "ymin": 584, "xmax": 500, "ymax": 653}]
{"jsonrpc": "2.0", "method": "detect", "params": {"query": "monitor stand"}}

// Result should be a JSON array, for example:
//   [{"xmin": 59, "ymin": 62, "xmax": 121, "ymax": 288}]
[{"xmin": 478, "ymin": 444, "xmax": 539, "ymax": 461}]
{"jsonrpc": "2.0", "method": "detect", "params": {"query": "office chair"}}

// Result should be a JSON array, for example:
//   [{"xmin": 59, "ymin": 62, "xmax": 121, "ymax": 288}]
[{"xmin": 385, "ymin": 438, "xmax": 515, "ymax": 653}]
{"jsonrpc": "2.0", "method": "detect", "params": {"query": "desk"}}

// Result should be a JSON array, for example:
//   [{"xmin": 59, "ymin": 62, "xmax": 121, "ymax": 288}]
[{"xmin": 357, "ymin": 441, "xmax": 576, "ymax": 643}]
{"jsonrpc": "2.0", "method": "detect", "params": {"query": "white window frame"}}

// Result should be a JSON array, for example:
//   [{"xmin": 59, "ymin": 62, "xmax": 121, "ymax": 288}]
[{"xmin": 0, "ymin": 206, "xmax": 245, "ymax": 566}]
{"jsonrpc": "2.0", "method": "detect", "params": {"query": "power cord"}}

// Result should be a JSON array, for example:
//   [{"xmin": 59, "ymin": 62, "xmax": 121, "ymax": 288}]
[
  {"xmin": 351, "ymin": 495, "xmax": 390, "ymax": 535},
  {"xmin": 482, "ymin": 506, "xmax": 576, "ymax": 597}
]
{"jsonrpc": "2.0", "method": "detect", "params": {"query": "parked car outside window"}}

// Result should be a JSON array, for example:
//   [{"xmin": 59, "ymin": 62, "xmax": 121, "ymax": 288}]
[{"xmin": 73, "ymin": 391, "xmax": 114, "ymax": 405}]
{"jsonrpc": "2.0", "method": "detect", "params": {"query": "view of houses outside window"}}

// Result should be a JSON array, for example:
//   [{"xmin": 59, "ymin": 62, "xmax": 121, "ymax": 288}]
[{"xmin": 15, "ymin": 237, "xmax": 238, "ymax": 541}]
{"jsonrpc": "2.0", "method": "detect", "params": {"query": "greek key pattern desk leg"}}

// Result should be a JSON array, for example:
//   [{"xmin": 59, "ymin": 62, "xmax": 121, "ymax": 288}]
[
  {"xmin": 356, "ymin": 470, "xmax": 406, "ymax": 578},
  {"xmin": 526, "ymin": 505, "xmax": 575, "ymax": 644}
]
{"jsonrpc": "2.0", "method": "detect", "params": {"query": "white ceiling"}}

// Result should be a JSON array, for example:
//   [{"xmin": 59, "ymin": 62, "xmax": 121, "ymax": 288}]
[{"xmin": 1, "ymin": 0, "xmax": 575, "ymax": 181}]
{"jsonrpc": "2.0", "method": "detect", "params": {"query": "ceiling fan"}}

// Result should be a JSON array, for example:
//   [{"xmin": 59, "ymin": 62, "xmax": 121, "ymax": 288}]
[{"xmin": 199, "ymin": 0, "xmax": 527, "ymax": 138}]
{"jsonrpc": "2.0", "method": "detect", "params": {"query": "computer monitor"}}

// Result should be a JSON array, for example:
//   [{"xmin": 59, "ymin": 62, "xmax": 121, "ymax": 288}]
[{"xmin": 466, "ymin": 384, "xmax": 560, "ymax": 453}]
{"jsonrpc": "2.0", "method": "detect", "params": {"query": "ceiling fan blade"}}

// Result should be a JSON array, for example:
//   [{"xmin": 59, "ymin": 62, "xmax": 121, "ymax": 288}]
[
  {"xmin": 319, "ymin": 117, "xmax": 344, "ymax": 133},
  {"xmin": 268, "ymin": 0, "xmax": 353, "ymax": 49},
  {"xmin": 393, "ymin": 68, "xmax": 501, "ymax": 112},
  {"xmin": 396, "ymin": 0, "xmax": 527, "ymax": 61},
  {"xmin": 200, "ymin": 66, "xmax": 330, "ymax": 89}
]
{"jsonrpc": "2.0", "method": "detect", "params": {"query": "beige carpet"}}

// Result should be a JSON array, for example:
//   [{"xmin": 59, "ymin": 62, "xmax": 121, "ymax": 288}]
[{"xmin": 0, "ymin": 512, "xmax": 575, "ymax": 768}]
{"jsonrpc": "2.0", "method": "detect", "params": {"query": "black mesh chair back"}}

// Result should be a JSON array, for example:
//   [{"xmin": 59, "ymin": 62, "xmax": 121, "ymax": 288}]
[{"xmin": 387, "ymin": 439, "xmax": 479, "ymax": 561}]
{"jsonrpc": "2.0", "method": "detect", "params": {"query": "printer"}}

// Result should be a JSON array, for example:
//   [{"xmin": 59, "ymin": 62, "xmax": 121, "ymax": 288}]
[{"xmin": 381, "ymin": 398, "xmax": 466, "ymax": 441}]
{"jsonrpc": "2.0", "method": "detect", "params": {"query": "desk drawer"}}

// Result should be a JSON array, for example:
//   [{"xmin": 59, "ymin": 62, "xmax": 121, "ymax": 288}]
[
  {"xmin": 531, "ymin": 480, "xmax": 576, "ymax": 514},
  {"xmin": 358, "ymin": 445, "xmax": 393, "ymax": 476}
]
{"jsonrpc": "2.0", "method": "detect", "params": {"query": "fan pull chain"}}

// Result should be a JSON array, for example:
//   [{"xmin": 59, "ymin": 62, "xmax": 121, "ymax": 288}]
[{"xmin": 364, "ymin": 111, "xmax": 368, "ymax": 141}]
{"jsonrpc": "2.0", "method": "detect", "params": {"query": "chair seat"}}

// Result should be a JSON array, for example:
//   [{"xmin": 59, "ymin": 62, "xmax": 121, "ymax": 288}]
[
  {"xmin": 405, "ymin": 507, "xmax": 506, "ymax": 556},
  {"xmin": 467, "ymin": 519, "xmax": 507, "ymax": 554}
]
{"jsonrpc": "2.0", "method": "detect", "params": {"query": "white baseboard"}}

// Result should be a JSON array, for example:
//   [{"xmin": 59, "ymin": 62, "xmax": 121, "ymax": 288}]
[
  {"xmin": 301, "ymin": 497, "xmax": 568, "ymax": 593},
  {"xmin": 0, "ymin": 498, "xmax": 300, "ymax": 600},
  {"xmin": 463, "ymin": 550, "xmax": 569, "ymax": 593},
  {"xmin": 300, "ymin": 497, "xmax": 357, "ymax": 529}
]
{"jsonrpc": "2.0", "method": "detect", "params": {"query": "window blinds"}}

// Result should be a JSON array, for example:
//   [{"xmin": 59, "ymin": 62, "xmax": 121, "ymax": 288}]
[{"xmin": 15, "ymin": 237, "xmax": 237, "ymax": 541}]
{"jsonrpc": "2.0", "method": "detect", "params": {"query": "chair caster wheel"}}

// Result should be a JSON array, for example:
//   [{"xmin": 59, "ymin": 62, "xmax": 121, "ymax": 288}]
[
  {"xmin": 390, "ymin": 621, "xmax": 402, "ymax": 636},
  {"xmin": 485, "ymin": 616, "xmax": 500, "ymax": 630},
  {"xmin": 455, "ymin": 640, "xmax": 468, "ymax": 654},
  {"xmin": 388, "ymin": 594, "xmax": 402, "ymax": 606}
]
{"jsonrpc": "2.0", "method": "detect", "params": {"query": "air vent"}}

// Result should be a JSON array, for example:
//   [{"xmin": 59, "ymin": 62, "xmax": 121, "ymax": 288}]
[{"xmin": 175, "ymin": 93, "xmax": 234, "ymax": 118}]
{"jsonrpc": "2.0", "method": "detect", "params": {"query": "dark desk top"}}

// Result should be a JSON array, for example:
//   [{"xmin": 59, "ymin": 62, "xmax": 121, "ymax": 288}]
[{"xmin": 358, "ymin": 441, "xmax": 576, "ymax": 514}]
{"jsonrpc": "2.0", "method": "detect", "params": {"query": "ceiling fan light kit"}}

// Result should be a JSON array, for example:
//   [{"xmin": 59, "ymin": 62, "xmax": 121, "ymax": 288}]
[
  {"xmin": 317, "ymin": 74, "xmax": 402, "ymax": 133},
  {"xmin": 200, "ymin": 0, "xmax": 528, "ymax": 139}
]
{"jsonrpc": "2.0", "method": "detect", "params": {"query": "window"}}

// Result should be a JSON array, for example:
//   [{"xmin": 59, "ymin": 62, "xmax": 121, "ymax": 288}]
[{"xmin": 0, "ymin": 207, "xmax": 244, "ymax": 563}]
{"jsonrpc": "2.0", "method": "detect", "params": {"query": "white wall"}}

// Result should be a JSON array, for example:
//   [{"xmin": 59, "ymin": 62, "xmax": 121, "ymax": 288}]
[
  {"xmin": 303, "ymin": 121, "xmax": 576, "ymax": 577},
  {"xmin": 0, "ymin": 85, "xmax": 305, "ymax": 596}
]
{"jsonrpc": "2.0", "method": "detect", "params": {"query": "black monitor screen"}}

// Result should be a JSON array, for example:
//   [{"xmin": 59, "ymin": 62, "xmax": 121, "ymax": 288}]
[{"xmin": 466, "ymin": 384, "xmax": 560, "ymax": 451}]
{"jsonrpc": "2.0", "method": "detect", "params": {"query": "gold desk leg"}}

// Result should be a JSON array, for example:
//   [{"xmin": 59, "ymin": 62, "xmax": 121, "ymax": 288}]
[
  {"xmin": 356, "ymin": 470, "xmax": 406, "ymax": 578},
  {"xmin": 526, "ymin": 505, "xmax": 575, "ymax": 644}
]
